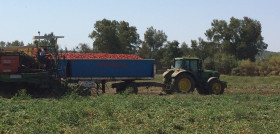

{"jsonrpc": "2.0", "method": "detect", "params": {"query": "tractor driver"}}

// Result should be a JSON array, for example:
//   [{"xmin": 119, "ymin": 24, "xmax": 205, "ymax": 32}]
[
  {"xmin": 39, "ymin": 47, "xmax": 51, "ymax": 70},
  {"xmin": 40, "ymin": 47, "xmax": 47, "ymax": 57}
]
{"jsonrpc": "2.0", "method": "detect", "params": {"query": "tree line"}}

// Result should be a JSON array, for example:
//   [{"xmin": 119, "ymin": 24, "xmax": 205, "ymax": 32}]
[{"xmin": 2, "ymin": 17, "xmax": 275, "ymax": 75}]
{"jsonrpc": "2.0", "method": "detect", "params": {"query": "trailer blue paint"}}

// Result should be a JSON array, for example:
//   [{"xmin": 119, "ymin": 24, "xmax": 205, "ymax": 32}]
[{"xmin": 58, "ymin": 59, "xmax": 155, "ymax": 80}]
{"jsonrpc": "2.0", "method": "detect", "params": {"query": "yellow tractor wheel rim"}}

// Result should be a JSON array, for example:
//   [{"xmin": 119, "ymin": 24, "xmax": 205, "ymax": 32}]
[
  {"xmin": 178, "ymin": 78, "xmax": 191, "ymax": 92},
  {"xmin": 212, "ymin": 82, "xmax": 222, "ymax": 94}
]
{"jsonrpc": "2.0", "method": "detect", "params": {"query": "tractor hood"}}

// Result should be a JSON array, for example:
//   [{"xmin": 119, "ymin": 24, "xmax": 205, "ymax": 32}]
[{"xmin": 202, "ymin": 70, "xmax": 220, "ymax": 78}]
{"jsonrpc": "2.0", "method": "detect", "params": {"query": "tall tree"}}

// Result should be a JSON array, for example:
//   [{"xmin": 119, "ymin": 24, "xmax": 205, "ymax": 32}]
[
  {"xmin": 180, "ymin": 42, "xmax": 190, "ymax": 56},
  {"xmin": 137, "ymin": 43, "xmax": 151, "ymax": 59},
  {"xmin": 143, "ymin": 26, "xmax": 167, "ymax": 52},
  {"xmin": 160, "ymin": 40, "xmax": 183, "ymax": 68},
  {"xmin": 89, "ymin": 19, "xmax": 140, "ymax": 54},
  {"xmin": 205, "ymin": 17, "xmax": 267, "ymax": 61}
]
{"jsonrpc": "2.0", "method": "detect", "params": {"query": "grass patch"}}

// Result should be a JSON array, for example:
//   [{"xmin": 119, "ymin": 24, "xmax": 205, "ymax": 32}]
[
  {"xmin": 1, "ymin": 75, "xmax": 280, "ymax": 133},
  {"xmin": 0, "ymin": 93, "xmax": 280, "ymax": 133}
]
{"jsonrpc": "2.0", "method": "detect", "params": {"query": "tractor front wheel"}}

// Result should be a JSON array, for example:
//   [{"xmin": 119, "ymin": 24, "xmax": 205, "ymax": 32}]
[
  {"xmin": 207, "ymin": 79, "xmax": 225, "ymax": 95},
  {"xmin": 172, "ymin": 74, "xmax": 195, "ymax": 93}
]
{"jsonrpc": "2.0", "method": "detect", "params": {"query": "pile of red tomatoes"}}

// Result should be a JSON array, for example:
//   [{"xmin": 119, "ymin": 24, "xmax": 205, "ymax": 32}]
[{"xmin": 59, "ymin": 53, "xmax": 142, "ymax": 60}]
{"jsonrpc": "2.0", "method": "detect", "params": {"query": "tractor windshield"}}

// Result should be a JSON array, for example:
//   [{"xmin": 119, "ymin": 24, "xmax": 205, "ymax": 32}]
[{"xmin": 174, "ymin": 60, "xmax": 183, "ymax": 69}]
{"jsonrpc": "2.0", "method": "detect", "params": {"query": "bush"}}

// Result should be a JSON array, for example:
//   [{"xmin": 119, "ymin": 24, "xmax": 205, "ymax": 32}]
[
  {"xmin": 203, "ymin": 57, "xmax": 215, "ymax": 70},
  {"xmin": 257, "ymin": 60, "xmax": 269, "ymax": 76},
  {"xmin": 214, "ymin": 54, "xmax": 238, "ymax": 75},
  {"xmin": 204, "ymin": 54, "xmax": 238, "ymax": 75},
  {"xmin": 232, "ymin": 60, "xmax": 257, "ymax": 76},
  {"xmin": 268, "ymin": 54, "xmax": 280, "ymax": 75}
]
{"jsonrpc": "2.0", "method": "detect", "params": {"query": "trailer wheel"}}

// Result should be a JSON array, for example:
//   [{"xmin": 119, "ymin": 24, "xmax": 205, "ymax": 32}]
[{"xmin": 172, "ymin": 74, "xmax": 195, "ymax": 93}]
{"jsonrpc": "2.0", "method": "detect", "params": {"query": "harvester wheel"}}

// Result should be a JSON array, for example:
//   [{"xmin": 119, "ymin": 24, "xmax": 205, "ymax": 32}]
[
  {"xmin": 207, "ymin": 79, "xmax": 225, "ymax": 95},
  {"xmin": 162, "ymin": 78, "xmax": 174, "ymax": 94},
  {"xmin": 172, "ymin": 74, "xmax": 195, "ymax": 93}
]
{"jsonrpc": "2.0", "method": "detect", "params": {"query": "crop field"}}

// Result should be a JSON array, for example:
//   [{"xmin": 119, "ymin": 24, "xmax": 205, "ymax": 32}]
[{"xmin": 1, "ymin": 75, "xmax": 280, "ymax": 133}]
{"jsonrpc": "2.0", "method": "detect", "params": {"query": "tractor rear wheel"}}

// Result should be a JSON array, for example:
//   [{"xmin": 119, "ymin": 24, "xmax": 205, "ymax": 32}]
[
  {"xmin": 172, "ymin": 74, "xmax": 195, "ymax": 93},
  {"xmin": 207, "ymin": 79, "xmax": 225, "ymax": 95}
]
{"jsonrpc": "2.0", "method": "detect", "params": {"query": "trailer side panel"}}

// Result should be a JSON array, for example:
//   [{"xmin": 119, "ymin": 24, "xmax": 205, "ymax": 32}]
[{"xmin": 59, "ymin": 59, "xmax": 155, "ymax": 80}]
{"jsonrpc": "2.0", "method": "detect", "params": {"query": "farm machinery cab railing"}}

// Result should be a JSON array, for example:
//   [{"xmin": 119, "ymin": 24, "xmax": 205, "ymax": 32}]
[{"xmin": 32, "ymin": 35, "xmax": 64, "ymax": 73}]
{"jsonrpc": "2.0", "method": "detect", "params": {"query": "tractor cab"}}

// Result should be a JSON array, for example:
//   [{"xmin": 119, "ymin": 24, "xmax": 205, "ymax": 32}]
[{"xmin": 174, "ymin": 57, "xmax": 201, "ymax": 73}]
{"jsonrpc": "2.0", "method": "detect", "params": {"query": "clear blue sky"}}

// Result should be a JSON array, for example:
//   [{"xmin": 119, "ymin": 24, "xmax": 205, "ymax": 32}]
[{"xmin": 0, "ymin": 0, "xmax": 279, "ymax": 52}]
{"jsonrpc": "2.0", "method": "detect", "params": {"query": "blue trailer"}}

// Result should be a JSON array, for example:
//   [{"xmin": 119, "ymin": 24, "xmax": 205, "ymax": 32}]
[
  {"xmin": 59, "ymin": 59, "xmax": 155, "ymax": 80},
  {"xmin": 58, "ymin": 59, "xmax": 160, "ymax": 93}
]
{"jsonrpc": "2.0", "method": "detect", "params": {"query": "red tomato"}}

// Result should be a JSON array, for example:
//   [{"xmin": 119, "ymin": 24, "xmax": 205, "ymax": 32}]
[{"xmin": 58, "ymin": 53, "xmax": 142, "ymax": 60}]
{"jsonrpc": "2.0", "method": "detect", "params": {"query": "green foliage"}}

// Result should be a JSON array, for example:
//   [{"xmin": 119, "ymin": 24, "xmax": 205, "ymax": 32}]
[
  {"xmin": 11, "ymin": 89, "xmax": 31, "ymax": 101},
  {"xmin": 1, "ymin": 93, "xmax": 280, "ymax": 133},
  {"xmin": 160, "ymin": 40, "xmax": 183, "ymax": 68},
  {"xmin": 204, "ymin": 54, "xmax": 238, "ymax": 75},
  {"xmin": 89, "ymin": 19, "xmax": 141, "ymax": 54},
  {"xmin": 75, "ymin": 43, "xmax": 92, "ymax": 53},
  {"xmin": 205, "ymin": 17, "xmax": 267, "ymax": 61},
  {"xmin": 214, "ymin": 54, "xmax": 238, "ymax": 74},
  {"xmin": 232, "ymin": 54, "xmax": 280, "ymax": 76},
  {"xmin": 143, "ymin": 26, "xmax": 167, "ymax": 52},
  {"xmin": 1, "ymin": 75, "xmax": 280, "ymax": 133},
  {"xmin": 268, "ymin": 54, "xmax": 280, "ymax": 75},
  {"xmin": 0, "ymin": 40, "xmax": 25, "ymax": 47},
  {"xmin": 180, "ymin": 42, "xmax": 190, "ymax": 56},
  {"xmin": 220, "ymin": 75, "xmax": 280, "ymax": 93},
  {"xmin": 138, "ymin": 26, "xmax": 168, "ymax": 68},
  {"xmin": 137, "ymin": 43, "xmax": 151, "ymax": 59},
  {"xmin": 232, "ymin": 60, "xmax": 257, "ymax": 76}
]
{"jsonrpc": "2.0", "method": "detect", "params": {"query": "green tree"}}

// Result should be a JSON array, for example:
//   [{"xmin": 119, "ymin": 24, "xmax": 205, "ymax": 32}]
[
  {"xmin": 76, "ymin": 43, "xmax": 92, "ymax": 53},
  {"xmin": 118, "ymin": 21, "xmax": 141, "ymax": 54},
  {"xmin": 5, "ymin": 40, "xmax": 24, "ymax": 47},
  {"xmin": 160, "ymin": 40, "xmax": 183, "ymax": 68},
  {"xmin": 180, "ymin": 42, "xmax": 190, "ymax": 56},
  {"xmin": 89, "ymin": 19, "xmax": 140, "ymax": 54},
  {"xmin": 143, "ymin": 26, "xmax": 167, "ymax": 52},
  {"xmin": 137, "ymin": 43, "xmax": 151, "ymax": 59},
  {"xmin": 0, "ymin": 41, "xmax": 5, "ymax": 47},
  {"xmin": 205, "ymin": 17, "xmax": 267, "ymax": 61},
  {"xmin": 190, "ymin": 40, "xmax": 198, "ymax": 57}
]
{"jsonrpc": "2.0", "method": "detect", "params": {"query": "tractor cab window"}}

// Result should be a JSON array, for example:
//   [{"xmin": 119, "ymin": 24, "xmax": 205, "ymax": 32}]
[
  {"xmin": 174, "ymin": 60, "xmax": 183, "ymax": 69},
  {"xmin": 190, "ymin": 60, "xmax": 198, "ymax": 72},
  {"xmin": 184, "ymin": 60, "xmax": 190, "ymax": 70}
]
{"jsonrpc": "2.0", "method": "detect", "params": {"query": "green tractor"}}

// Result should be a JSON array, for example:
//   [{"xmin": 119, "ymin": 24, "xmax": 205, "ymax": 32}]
[{"xmin": 163, "ymin": 57, "xmax": 226, "ymax": 95}]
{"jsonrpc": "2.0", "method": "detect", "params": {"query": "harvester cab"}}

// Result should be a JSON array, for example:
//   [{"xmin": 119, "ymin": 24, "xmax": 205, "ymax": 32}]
[
  {"xmin": 162, "ymin": 57, "xmax": 226, "ymax": 95},
  {"xmin": 32, "ymin": 34, "xmax": 64, "ymax": 72}
]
